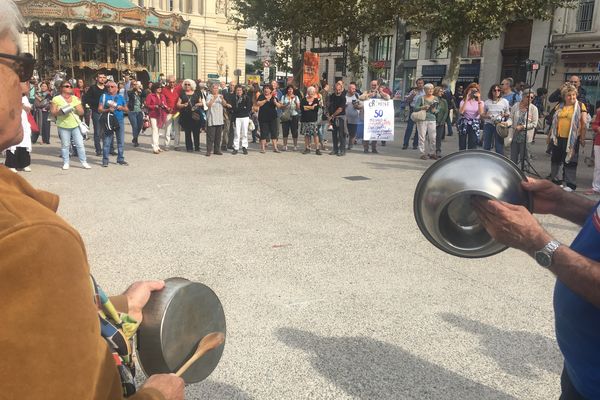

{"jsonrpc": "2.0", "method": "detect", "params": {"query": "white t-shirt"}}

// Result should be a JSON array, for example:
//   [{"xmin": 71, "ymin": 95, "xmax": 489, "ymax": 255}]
[
  {"xmin": 345, "ymin": 93, "xmax": 362, "ymax": 125},
  {"xmin": 9, "ymin": 96, "xmax": 32, "ymax": 152},
  {"xmin": 483, "ymin": 98, "xmax": 510, "ymax": 124}
]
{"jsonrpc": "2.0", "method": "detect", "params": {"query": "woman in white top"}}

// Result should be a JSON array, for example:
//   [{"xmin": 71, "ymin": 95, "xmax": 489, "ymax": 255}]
[
  {"xmin": 509, "ymin": 88, "xmax": 538, "ymax": 165},
  {"xmin": 482, "ymin": 84, "xmax": 511, "ymax": 155}
]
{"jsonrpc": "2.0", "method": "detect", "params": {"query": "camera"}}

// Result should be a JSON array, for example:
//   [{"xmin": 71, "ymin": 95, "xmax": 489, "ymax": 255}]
[
  {"xmin": 60, "ymin": 105, "xmax": 74, "ymax": 114},
  {"xmin": 524, "ymin": 59, "xmax": 540, "ymax": 72}
]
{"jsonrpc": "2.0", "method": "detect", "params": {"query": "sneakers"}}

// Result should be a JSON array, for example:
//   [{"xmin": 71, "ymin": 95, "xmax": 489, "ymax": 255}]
[
  {"xmin": 402, "ymin": 145, "xmax": 408, "ymax": 150},
  {"xmin": 293, "ymin": 146, "xmax": 298, "ymax": 151},
  {"xmin": 232, "ymin": 149, "xmax": 238, "ymax": 155},
  {"xmin": 8, "ymin": 168, "xmax": 17, "ymax": 173},
  {"xmin": 117, "ymin": 160, "xmax": 129, "ymax": 166},
  {"xmin": 315, "ymin": 149, "xmax": 322, "ymax": 155},
  {"xmin": 562, "ymin": 186, "xmax": 574, "ymax": 192},
  {"xmin": 81, "ymin": 162, "xmax": 91, "ymax": 169},
  {"xmin": 23, "ymin": 166, "xmax": 32, "ymax": 172},
  {"xmin": 62, "ymin": 163, "xmax": 70, "ymax": 170},
  {"xmin": 242, "ymin": 147, "xmax": 248, "ymax": 155}
]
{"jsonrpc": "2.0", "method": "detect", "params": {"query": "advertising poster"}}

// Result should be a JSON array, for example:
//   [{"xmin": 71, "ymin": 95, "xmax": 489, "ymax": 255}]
[{"xmin": 303, "ymin": 52, "xmax": 320, "ymax": 88}]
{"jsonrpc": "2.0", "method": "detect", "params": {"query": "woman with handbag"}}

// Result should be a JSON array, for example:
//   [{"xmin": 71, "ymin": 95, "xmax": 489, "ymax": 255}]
[
  {"xmin": 509, "ymin": 89, "xmax": 538, "ymax": 166},
  {"xmin": 548, "ymin": 84, "xmax": 587, "ymax": 191},
  {"xmin": 34, "ymin": 81, "xmax": 52, "ymax": 144},
  {"xmin": 50, "ymin": 81, "xmax": 90, "ymax": 170},
  {"xmin": 482, "ymin": 84, "xmax": 511, "ymax": 155},
  {"xmin": 433, "ymin": 86, "xmax": 448, "ymax": 158},
  {"xmin": 458, "ymin": 82, "xmax": 484, "ymax": 150},
  {"xmin": 177, "ymin": 79, "xmax": 204, "ymax": 152},
  {"xmin": 144, "ymin": 83, "xmax": 168, "ymax": 154},
  {"xmin": 414, "ymin": 83, "xmax": 439, "ymax": 160},
  {"xmin": 280, "ymin": 85, "xmax": 300, "ymax": 151}
]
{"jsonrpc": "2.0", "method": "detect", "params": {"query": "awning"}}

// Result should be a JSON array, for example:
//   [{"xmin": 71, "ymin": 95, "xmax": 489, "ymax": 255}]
[
  {"xmin": 560, "ymin": 51, "xmax": 600, "ymax": 63},
  {"xmin": 16, "ymin": 0, "xmax": 189, "ymax": 39}
]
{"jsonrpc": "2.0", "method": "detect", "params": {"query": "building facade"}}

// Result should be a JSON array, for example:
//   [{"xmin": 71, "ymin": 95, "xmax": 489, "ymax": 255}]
[
  {"xmin": 548, "ymin": 0, "xmax": 600, "ymax": 108},
  {"xmin": 18, "ymin": 0, "xmax": 247, "ymax": 84}
]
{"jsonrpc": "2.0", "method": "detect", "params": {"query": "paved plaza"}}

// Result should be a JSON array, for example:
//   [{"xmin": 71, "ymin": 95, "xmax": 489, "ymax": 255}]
[{"xmin": 19, "ymin": 122, "xmax": 597, "ymax": 399}]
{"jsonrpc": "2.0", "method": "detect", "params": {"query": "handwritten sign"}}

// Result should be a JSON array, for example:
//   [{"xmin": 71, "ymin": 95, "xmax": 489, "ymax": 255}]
[{"xmin": 363, "ymin": 99, "xmax": 394, "ymax": 141}]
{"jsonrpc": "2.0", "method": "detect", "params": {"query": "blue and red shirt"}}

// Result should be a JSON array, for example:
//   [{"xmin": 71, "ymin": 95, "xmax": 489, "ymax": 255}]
[{"xmin": 554, "ymin": 201, "xmax": 600, "ymax": 398}]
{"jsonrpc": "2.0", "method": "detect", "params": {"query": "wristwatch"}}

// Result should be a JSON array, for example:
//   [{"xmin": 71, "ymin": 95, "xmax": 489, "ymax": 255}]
[{"xmin": 534, "ymin": 240, "xmax": 561, "ymax": 268}]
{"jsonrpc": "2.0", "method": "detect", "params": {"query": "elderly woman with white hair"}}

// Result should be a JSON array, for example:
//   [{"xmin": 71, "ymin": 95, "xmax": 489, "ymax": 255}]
[
  {"xmin": 176, "ymin": 78, "xmax": 204, "ymax": 152},
  {"xmin": 300, "ymin": 86, "xmax": 321, "ymax": 155},
  {"xmin": 414, "ymin": 83, "xmax": 439, "ymax": 159}
]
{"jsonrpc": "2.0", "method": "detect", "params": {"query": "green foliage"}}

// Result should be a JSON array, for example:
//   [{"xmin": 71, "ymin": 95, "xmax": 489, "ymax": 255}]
[{"xmin": 231, "ymin": 0, "xmax": 397, "ymax": 77}]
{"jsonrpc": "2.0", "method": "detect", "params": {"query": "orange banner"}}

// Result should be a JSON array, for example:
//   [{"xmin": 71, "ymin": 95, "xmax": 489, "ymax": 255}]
[{"xmin": 303, "ymin": 52, "xmax": 320, "ymax": 88}]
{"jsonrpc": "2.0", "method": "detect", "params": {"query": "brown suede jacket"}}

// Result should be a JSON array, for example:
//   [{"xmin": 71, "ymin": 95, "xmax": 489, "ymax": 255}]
[{"xmin": 0, "ymin": 166, "xmax": 163, "ymax": 400}]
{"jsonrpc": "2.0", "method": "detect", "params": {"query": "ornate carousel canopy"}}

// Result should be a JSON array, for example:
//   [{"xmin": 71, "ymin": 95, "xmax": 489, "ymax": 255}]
[
  {"xmin": 16, "ymin": 0, "xmax": 191, "ymax": 80},
  {"xmin": 17, "ymin": 0, "xmax": 190, "ymax": 38}
]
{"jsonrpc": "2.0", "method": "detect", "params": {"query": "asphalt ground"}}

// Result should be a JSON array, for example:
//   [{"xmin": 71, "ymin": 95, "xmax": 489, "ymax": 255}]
[{"xmin": 15, "ymin": 121, "xmax": 598, "ymax": 399}]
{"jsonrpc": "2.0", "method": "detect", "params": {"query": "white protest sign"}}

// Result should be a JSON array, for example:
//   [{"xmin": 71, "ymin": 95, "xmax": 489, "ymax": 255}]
[{"xmin": 363, "ymin": 99, "xmax": 394, "ymax": 141}]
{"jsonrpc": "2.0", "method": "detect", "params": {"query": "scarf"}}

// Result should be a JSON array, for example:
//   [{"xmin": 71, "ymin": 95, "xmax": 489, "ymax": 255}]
[{"xmin": 550, "ymin": 101, "xmax": 581, "ymax": 163}]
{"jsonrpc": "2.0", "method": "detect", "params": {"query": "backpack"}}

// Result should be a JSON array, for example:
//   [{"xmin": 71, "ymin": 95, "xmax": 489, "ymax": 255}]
[{"xmin": 100, "ymin": 111, "xmax": 120, "ymax": 133}]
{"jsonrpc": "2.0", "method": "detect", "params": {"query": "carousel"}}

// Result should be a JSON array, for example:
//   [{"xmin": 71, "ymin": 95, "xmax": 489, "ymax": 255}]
[{"xmin": 16, "ymin": 0, "xmax": 190, "ymax": 83}]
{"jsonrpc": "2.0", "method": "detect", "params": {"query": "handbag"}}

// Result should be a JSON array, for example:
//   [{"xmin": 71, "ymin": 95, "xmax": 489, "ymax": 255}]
[
  {"xmin": 410, "ymin": 110, "xmax": 427, "ymax": 122},
  {"xmin": 280, "ymin": 108, "xmax": 292, "ymax": 122},
  {"xmin": 73, "ymin": 114, "xmax": 89, "ymax": 136}
]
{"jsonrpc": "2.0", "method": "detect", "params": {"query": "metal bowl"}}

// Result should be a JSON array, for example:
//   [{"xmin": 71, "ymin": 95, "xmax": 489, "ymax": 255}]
[
  {"xmin": 136, "ymin": 278, "xmax": 226, "ymax": 384},
  {"xmin": 413, "ymin": 150, "xmax": 533, "ymax": 258}
]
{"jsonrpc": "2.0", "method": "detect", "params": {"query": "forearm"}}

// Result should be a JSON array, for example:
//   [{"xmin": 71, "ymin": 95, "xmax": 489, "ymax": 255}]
[
  {"xmin": 549, "ymin": 246, "xmax": 600, "ymax": 309},
  {"xmin": 552, "ymin": 194, "xmax": 596, "ymax": 226}
]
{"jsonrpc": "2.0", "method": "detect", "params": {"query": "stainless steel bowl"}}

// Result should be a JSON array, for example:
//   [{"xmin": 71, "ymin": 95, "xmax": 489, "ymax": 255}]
[
  {"xmin": 136, "ymin": 278, "xmax": 226, "ymax": 383},
  {"xmin": 413, "ymin": 150, "xmax": 533, "ymax": 258}
]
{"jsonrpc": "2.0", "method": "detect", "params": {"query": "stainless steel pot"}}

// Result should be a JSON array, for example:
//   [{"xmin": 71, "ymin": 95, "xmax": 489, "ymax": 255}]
[
  {"xmin": 136, "ymin": 278, "xmax": 226, "ymax": 384},
  {"xmin": 413, "ymin": 150, "xmax": 533, "ymax": 258}
]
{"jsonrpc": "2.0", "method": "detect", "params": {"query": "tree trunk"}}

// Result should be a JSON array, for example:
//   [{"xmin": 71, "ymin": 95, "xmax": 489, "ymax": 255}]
[
  {"xmin": 291, "ymin": 35, "xmax": 303, "ymax": 89},
  {"xmin": 444, "ymin": 39, "xmax": 464, "ymax": 93}
]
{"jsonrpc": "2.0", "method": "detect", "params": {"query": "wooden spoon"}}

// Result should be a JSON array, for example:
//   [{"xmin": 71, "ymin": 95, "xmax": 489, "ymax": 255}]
[{"xmin": 175, "ymin": 332, "xmax": 225, "ymax": 377}]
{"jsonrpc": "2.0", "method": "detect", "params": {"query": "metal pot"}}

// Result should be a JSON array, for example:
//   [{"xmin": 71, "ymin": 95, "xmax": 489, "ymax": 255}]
[
  {"xmin": 136, "ymin": 278, "xmax": 226, "ymax": 384},
  {"xmin": 413, "ymin": 150, "xmax": 533, "ymax": 258}
]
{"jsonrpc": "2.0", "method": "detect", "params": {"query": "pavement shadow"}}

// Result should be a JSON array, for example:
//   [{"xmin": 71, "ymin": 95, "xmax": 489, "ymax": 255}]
[
  {"xmin": 363, "ymin": 160, "xmax": 428, "ymax": 172},
  {"xmin": 276, "ymin": 327, "xmax": 516, "ymax": 400},
  {"xmin": 439, "ymin": 313, "xmax": 562, "ymax": 377},
  {"xmin": 187, "ymin": 380, "xmax": 252, "ymax": 399}
]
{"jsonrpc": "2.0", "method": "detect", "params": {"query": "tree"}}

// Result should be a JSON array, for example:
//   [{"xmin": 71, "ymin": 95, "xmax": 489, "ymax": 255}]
[
  {"xmin": 231, "ymin": 0, "xmax": 396, "ymax": 86},
  {"xmin": 394, "ymin": 0, "xmax": 575, "ymax": 90}
]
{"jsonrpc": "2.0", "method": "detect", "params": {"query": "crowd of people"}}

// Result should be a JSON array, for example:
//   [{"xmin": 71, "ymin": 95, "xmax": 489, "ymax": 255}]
[
  {"xmin": 401, "ymin": 75, "xmax": 600, "ymax": 194},
  {"xmin": 5, "ymin": 73, "xmax": 401, "ymax": 172},
  {"xmin": 7, "ymin": 67, "xmax": 600, "ymax": 195}
]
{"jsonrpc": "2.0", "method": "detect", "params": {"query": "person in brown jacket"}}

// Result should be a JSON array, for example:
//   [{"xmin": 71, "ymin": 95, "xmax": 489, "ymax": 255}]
[{"xmin": 0, "ymin": 3, "xmax": 184, "ymax": 399}]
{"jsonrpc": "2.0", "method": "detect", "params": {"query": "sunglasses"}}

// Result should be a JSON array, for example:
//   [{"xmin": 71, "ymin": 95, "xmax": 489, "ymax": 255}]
[
  {"xmin": 0, "ymin": 52, "xmax": 35, "ymax": 82},
  {"xmin": 62, "ymin": 85, "xmax": 72, "ymax": 88},
  {"xmin": 493, "ymin": 89, "xmax": 501, "ymax": 92}
]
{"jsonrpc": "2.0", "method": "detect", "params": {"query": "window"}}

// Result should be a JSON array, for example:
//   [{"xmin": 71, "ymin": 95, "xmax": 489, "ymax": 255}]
[
  {"xmin": 177, "ymin": 40, "xmax": 198, "ymax": 80},
  {"xmin": 461, "ymin": 37, "xmax": 482, "ymax": 58},
  {"xmin": 370, "ymin": 35, "xmax": 393, "ymax": 61},
  {"xmin": 334, "ymin": 58, "xmax": 344, "ymax": 73},
  {"xmin": 404, "ymin": 32, "xmax": 420, "ymax": 60},
  {"xmin": 428, "ymin": 35, "xmax": 448, "ymax": 59},
  {"xmin": 576, "ymin": 0, "xmax": 595, "ymax": 32}
]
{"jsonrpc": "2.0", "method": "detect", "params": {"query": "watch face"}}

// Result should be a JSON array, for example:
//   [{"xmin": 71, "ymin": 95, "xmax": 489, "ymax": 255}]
[{"xmin": 536, "ymin": 252, "xmax": 551, "ymax": 267}]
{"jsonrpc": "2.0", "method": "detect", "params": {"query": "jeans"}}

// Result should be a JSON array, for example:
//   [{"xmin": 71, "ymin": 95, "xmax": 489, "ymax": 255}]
[
  {"xmin": 103, "ymin": 122, "xmax": 125, "ymax": 164},
  {"xmin": 128, "ymin": 111, "xmax": 143, "ymax": 142},
  {"xmin": 550, "ymin": 137, "xmax": 579, "ymax": 190},
  {"xmin": 91, "ymin": 110, "xmax": 103, "ymax": 154},
  {"xmin": 446, "ymin": 114, "xmax": 454, "ymax": 136},
  {"xmin": 482, "ymin": 123, "xmax": 504, "ymax": 155},
  {"xmin": 58, "ymin": 126, "xmax": 87, "ymax": 164},
  {"xmin": 403, "ymin": 107, "xmax": 419, "ymax": 148},
  {"xmin": 459, "ymin": 124, "xmax": 478, "ymax": 150}
]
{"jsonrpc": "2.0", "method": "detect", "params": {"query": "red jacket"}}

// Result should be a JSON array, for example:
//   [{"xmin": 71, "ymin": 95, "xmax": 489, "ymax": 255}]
[{"xmin": 162, "ymin": 85, "xmax": 182, "ymax": 114}]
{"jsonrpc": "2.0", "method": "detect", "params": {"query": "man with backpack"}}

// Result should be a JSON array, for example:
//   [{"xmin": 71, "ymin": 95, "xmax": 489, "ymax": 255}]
[
  {"xmin": 99, "ymin": 80, "xmax": 129, "ymax": 167},
  {"xmin": 501, "ymin": 77, "xmax": 521, "ymax": 107}
]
